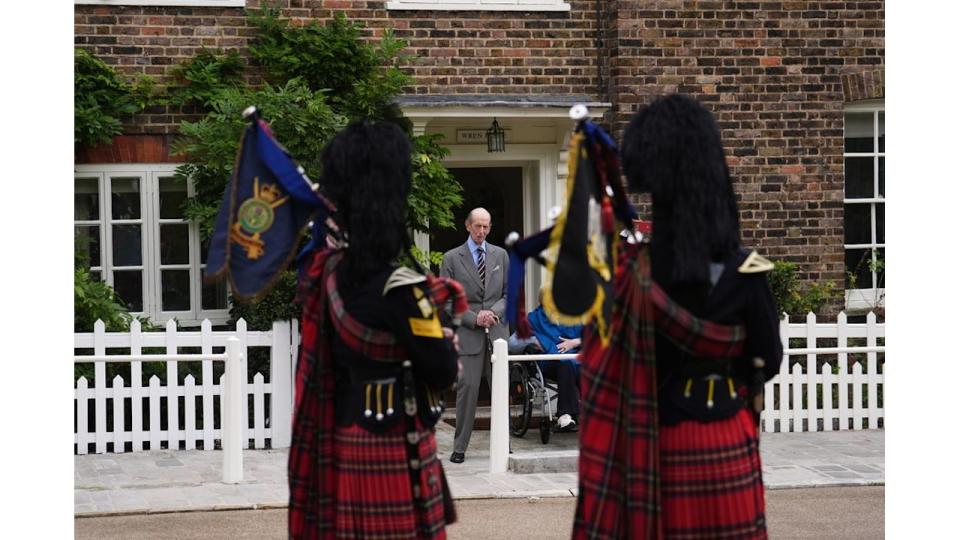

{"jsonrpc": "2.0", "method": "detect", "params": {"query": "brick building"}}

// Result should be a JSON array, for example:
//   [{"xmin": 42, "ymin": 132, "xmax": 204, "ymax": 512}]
[{"xmin": 74, "ymin": 0, "xmax": 884, "ymax": 325}]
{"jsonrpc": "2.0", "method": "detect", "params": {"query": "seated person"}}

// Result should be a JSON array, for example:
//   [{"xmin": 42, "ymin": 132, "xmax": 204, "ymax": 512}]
[{"xmin": 509, "ymin": 303, "xmax": 583, "ymax": 432}]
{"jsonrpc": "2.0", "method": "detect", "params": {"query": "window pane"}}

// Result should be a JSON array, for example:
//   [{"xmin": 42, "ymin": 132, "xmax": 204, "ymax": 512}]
[
  {"xmin": 113, "ymin": 270, "xmax": 143, "ymax": 312},
  {"xmin": 200, "ymin": 236, "xmax": 211, "ymax": 265},
  {"xmin": 112, "ymin": 224, "xmax": 142, "ymax": 266},
  {"xmin": 876, "ymin": 204, "xmax": 884, "ymax": 244},
  {"xmin": 159, "ymin": 176, "xmax": 188, "ymax": 219},
  {"xmin": 844, "ymin": 112, "xmax": 874, "ymax": 153},
  {"xmin": 845, "ymin": 249, "xmax": 872, "ymax": 289},
  {"xmin": 75, "ymin": 178, "xmax": 99, "ymax": 221},
  {"xmin": 90, "ymin": 270, "xmax": 101, "ymax": 281},
  {"xmin": 160, "ymin": 224, "xmax": 190, "ymax": 265},
  {"xmin": 111, "ymin": 177, "xmax": 141, "ymax": 220},
  {"xmin": 161, "ymin": 270, "xmax": 191, "ymax": 312},
  {"xmin": 844, "ymin": 157, "xmax": 874, "ymax": 199},
  {"xmin": 202, "ymin": 276, "xmax": 229, "ymax": 310},
  {"xmin": 878, "ymin": 157, "xmax": 884, "ymax": 197},
  {"xmin": 75, "ymin": 226, "xmax": 101, "ymax": 268},
  {"xmin": 878, "ymin": 111, "xmax": 885, "ymax": 153},
  {"xmin": 844, "ymin": 204, "xmax": 872, "ymax": 245}
]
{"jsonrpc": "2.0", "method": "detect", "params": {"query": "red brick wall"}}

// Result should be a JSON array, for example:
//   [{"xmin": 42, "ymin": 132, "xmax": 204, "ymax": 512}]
[{"xmin": 606, "ymin": 1, "xmax": 884, "ymax": 294}]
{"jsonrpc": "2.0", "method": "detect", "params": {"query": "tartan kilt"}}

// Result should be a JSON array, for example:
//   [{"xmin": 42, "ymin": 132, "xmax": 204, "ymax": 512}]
[
  {"xmin": 333, "ymin": 419, "xmax": 456, "ymax": 540},
  {"xmin": 659, "ymin": 408, "xmax": 767, "ymax": 540}
]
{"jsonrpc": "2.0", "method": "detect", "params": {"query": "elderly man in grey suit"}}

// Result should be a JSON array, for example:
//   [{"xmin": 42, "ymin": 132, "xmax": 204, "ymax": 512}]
[{"xmin": 440, "ymin": 207, "xmax": 509, "ymax": 463}]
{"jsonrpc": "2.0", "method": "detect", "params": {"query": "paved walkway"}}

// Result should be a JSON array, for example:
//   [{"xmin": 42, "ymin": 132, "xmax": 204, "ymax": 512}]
[{"xmin": 75, "ymin": 424, "xmax": 883, "ymax": 516}]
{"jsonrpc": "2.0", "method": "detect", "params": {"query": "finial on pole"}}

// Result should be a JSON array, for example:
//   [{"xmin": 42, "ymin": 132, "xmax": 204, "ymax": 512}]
[
  {"xmin": 569, "ymin": 104, "xmax": 589, "ymax": 121},
  {"xmin": 242, "ymin": 106, "xmax": 257, "ymax": 120}
]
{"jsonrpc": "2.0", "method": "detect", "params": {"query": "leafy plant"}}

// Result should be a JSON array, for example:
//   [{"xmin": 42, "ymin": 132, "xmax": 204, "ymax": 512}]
[
  {"xmin": 167, "ymin": 49, "xmax": 245, "ymax": 108},
  {"xmin": 173, "ymin": 79, "xmax": 347, "ymax": 240},
  {"xmin": 769, "ymin": 260, "xmax": 838, "ymax": 318},
  {"xmin": 247, "ymin": 7, "xmax": 410, "ymax": 123},
  {"xmin": 228, "ymin": 270, "xmax": 301, "ymax": 330},
  {"xmin": 74, "ymin": 49, "xmax": 156, "ymax": 147},
  {"xmin": 409, "ymin": 133, "xmax": 463, "ymax": 233},
  {"xmin": 74, "ymin": 267, "xmax": 132, "ymax": 333}
]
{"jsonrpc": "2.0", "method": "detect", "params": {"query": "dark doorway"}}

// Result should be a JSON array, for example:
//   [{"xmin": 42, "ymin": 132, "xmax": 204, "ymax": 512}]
[{"xmin": 430, "ymin": 167, "xmax": 524, "ymax": 260}]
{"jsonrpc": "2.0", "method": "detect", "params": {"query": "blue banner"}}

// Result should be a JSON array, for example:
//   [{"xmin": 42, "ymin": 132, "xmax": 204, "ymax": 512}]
[{"xmin": 204, "ymin": 115, "xmax": 333, "ymax": 301}]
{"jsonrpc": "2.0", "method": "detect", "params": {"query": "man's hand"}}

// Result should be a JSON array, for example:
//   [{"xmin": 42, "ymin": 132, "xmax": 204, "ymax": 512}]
[
  {"xmin": 556, "ymin": 337, "xmax": 581, "ymax": 354},
  {"xmin": 476, "ymin": 310, "xmax": 499, "ymax": 328},
  {"xmin": 442, "ymin": 327, "xmax": 460, "ymax": 353}
]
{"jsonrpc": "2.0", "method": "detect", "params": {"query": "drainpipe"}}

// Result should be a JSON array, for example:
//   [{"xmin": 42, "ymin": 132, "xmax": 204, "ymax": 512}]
[{"xmin": 595, "ymin": 0, "xmax": 605, "ymax": 101}]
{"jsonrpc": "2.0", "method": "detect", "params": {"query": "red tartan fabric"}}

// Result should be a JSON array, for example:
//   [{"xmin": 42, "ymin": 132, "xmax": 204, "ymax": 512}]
[
  {"xmin": 573, "ymin": 244, "xmax": 748, "ymax": 540},
  {"xmin": 288, "ymin": 249, "xmax": 456, "ymax": 539},
  {"xmin": 660, "ymin": 408, "xmax": 766, "ymax": 540},
  {"xmin": 289, "ymin": 249, "xmax": 338, "ymax": 540},
  {"xmin": 423, "ymin": 275, "xmax": 469, "ymax": 327},
  {"xmin": 334, "ymin": 421, "xmax": 453, "ymax": 539}
]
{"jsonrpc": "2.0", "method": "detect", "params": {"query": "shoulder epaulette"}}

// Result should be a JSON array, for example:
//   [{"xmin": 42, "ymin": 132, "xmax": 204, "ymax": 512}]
[
  {"xmin": 382, "ymin": 266, "xmax": 427, "ymax": 296},
  {"xmin": 738, "ymin": 250, "xmax": 774, "ymax": 274}
]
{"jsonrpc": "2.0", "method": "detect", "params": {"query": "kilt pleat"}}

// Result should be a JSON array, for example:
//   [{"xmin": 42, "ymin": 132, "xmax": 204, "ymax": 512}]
[
  {"xmin": 333, "ymin": 421, "xmax": 453, "ymax": 540},
  {"xmin": 659, "ymin": 408, "xmax": 767, "ymax": 540}
]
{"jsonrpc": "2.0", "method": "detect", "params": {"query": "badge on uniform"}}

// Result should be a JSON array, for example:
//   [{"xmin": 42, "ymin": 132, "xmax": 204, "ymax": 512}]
[{"xmin": 409, "ymin": 314, "xmax": 443, "ymax": 338}]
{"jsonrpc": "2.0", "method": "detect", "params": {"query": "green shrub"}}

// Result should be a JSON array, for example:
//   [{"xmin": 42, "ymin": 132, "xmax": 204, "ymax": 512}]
[
  {"xmin": 167, "ymin": 49, "xmax": 245, "ymax": 108},
  {"xmin": 74, "ymin": 48, "xmax": 157, "ymax": 147},
  {"xmin": 769, "ymin": 261, "xmax": 838, "ymax": 318}
]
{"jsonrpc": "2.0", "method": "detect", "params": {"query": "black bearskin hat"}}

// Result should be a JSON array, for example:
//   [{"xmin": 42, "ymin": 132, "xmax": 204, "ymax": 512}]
[
  {"xmin": 621, "ymin": 94, "xmax": 741, "ymax": 284},
  {"xmin": 320, "ymin": 120, "xmax": 412, "ymax": 284}
]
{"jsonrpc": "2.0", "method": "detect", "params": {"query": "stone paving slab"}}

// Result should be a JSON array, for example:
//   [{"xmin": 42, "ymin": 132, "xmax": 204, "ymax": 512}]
[{"xmin": 75, "ymin": 425, "xmax": 883, "ymax": 516}]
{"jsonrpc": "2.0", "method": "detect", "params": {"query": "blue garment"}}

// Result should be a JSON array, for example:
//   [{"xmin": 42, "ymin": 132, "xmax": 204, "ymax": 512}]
[{"xmin": 527, "ymin": 306, "xmax": 583, "ymax": 356}]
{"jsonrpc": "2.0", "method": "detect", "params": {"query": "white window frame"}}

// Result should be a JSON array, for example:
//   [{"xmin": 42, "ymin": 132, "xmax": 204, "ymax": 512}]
[
  {"xmin": 75, "ymin": 1, "xmax": 245, "ymax": 7},
  {"xmin": 386, "ymin": 0, "xmax": 571, "ymax": 11},
  {"xmin": 843, "ymin": 101, "xmax": 885, "ymax": 312},
  {"xmin": 75, "ymin": 164, "xmax": 231, "ymax": 327}
]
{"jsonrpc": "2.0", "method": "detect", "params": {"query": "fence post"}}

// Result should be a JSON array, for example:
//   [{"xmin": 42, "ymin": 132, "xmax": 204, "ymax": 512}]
[
  {"xmin": 805, "ymin": 312, "xmax": 817, "ymax": 432},
  {"xmin": 866, "ymin": 311, "xmax": 880, "ymax": 429},
  {"xmin": 489, "ymin": 338, "xmax": 509, "ymax": 474},
  {"xmin": 94, "ymin": 320, "xmax": 107, "ymax": 453},
  {"xmin": 165, "ymin": 319, "xmax": 181, "ymax": 451},
  {"xmin": 270, "ymin": 320, "xmax": 293, "ymax": 448},
  {"xmin": 236, "ymin": 319, "xmax": 250, "ymax": 449},
  {"xmin": 223, "ymin": 337, "xmax": 244, "ymax": 484}
]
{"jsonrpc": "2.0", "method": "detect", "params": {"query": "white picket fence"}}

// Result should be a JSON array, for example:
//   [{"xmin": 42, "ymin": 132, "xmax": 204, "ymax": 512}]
[
  {"xmin": 76, "ymin": 312, "xmax": 883, "ymax": 459},
  {"xmin": 74, "ymin": 318, "xmax": 299, "ymax": 455},
  {"xmin": 488, "ymin": 311, "xmax": 885, "ymax": 473},
  {"xmin": 761, "ymin": 311, "xmax": 884, "ymax": 433}
]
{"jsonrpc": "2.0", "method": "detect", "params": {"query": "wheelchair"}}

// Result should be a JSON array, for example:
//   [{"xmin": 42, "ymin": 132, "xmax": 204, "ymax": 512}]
[{"xmin": 508, "ymin": 359, "xmax": 560, "ymax": 444}]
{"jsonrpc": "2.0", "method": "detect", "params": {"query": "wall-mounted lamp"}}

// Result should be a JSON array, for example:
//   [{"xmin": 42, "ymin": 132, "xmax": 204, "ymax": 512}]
[{"xmin": 486, "ymin": 118, "xmax": 506, "ymax": 153}]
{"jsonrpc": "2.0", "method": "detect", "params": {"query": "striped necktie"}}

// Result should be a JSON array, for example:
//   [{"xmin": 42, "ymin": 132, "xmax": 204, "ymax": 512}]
[{"xmin": 476, "ymin": 247, "xmax": 485, "ymax": 286}]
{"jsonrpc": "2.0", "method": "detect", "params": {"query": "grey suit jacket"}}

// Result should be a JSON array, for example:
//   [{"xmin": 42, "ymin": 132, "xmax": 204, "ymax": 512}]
[{"xmin": 440, "ymin": 241, "xmax": 509, "ymax": 357}]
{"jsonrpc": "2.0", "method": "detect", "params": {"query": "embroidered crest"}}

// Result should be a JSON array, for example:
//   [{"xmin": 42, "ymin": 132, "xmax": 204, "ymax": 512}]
[{"xmin": 230, "ymin": 177, "xmax": 288, "ymax": 259}]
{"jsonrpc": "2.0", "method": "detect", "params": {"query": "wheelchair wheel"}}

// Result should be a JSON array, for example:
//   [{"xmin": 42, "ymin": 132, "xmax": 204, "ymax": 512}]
[
  {"xmin": 539, "ymin": 417, "xmax": 552, "ymax": 444},
  {"xmin": 509, "ymin": 363, "xmax": 532, "ymax": 437}
]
